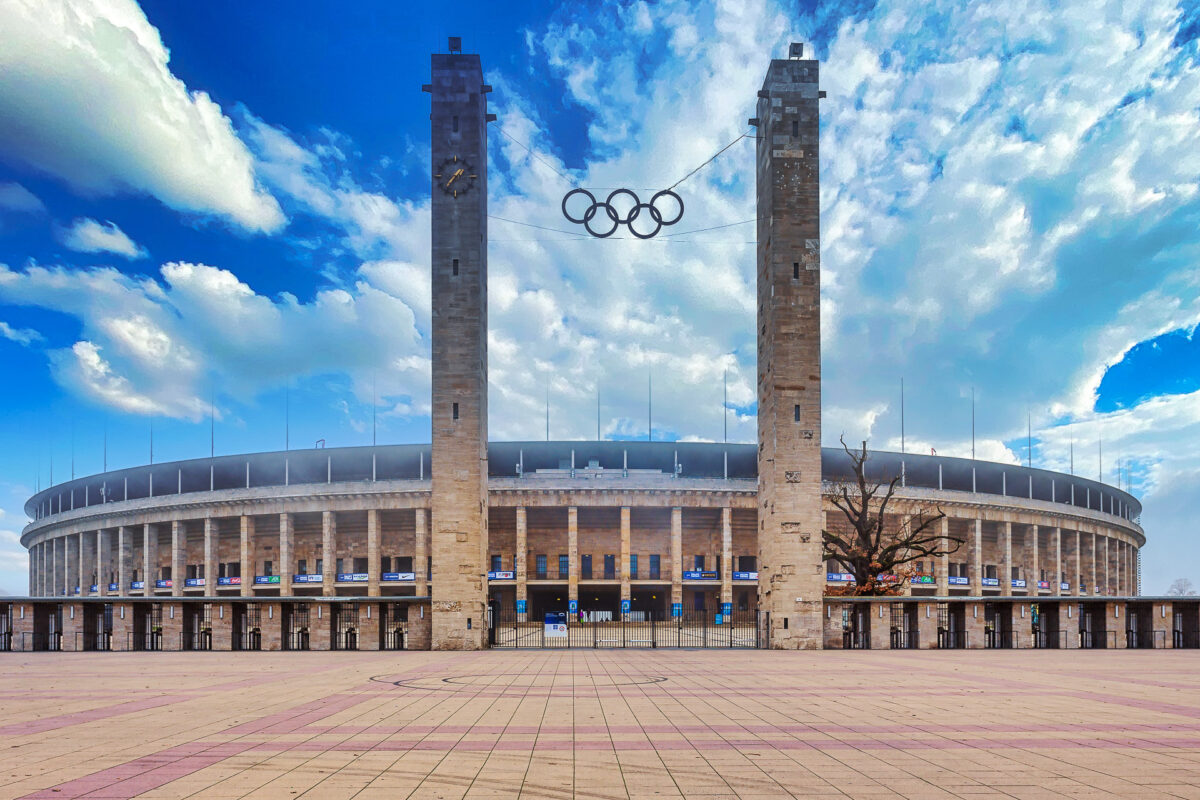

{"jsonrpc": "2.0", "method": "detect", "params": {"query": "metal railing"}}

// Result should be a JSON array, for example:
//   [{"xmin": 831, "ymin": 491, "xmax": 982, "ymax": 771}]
[
  {"xmin": 491, "ymin": 610, "xmax": 766, "ymax": 649},
  {"xmin": 1080, "ymin": 629, "xmax": 1118, "ymax": 649},
  {"xmin": 20, "ymin": 632, "xmax": 62, "ymax": 651},
  {"xmin": 1174, "ymin": 629, "xmax": 1200, "ymax": 649},
  {"xmin": 937, "ymin": 629, "xmax": 968, "ymax": 649},
  {"xmin": 842, "ymin": 629, "xmax": 869, "ymax": 649},
  {"xmin": 126, "ymin": 630, "xmax": 163, "ymax": 651},
  {"xmin": 184, "ymin": 630, "xmax": 213, "ymax": 651},
  {"xmin": 382, "ymin": 628, "xmax": 406, "ymax": 650},
  {"xmin": 1126, "ymin": 629, "xmax": 1166, "ymax": 649},
  {"xmin": 236, "ymin": 629, "xmax": 262, "ymax": 651},
  {"xmin": 286, "ymin": 630, "xmax": 311, "ymax": 651},
  {"xmin": 889, "ymin": 628, "xmax": 919, "ymax": 649},
  {"xmin": 72, "ymin": 631, "xmax": 113, "ymax": 652}
]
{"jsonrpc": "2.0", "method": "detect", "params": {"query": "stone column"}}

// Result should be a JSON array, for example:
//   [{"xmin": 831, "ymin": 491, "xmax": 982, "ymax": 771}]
[
  {"xmin": 321, "ymin": 511, "xmax": 336, "ymax": 597},
  {"xmin": 204, "ymin": 518, "xmax": 217, "ymax": 595},
  {"xmin": 414, "ymin": 508, "xmax": 427, "ymax": 596},
  {"xmin": 1091, "ymin": 532, "xmax": 1098, "ymax": 595},
  {"xmin": 97, "ymin": 530, "xmax": 110, "ymax": 596},
  {"xmin": 720, "ymin": 507, "xmax": 732, "ymax": 610},
  {"xmin": 567, "ymin": 506, "xmax": 579, "ymax": 607},
  {"xmin": 1113, "ymin": 537, "xmax": 1120, "ymax": 595},
  {"xmin": 1153, "ymin": 600, "xmax": 1172, "ymax": 648},
  {"xmin": 971, "ymin": 519, "xmax": 983, "ymax": 595},
  {"xmin": 1001, "ymin": 522, "xmax": 1012, "ymax": 596},
  {"xmin": 964, "ymin": 601, "xmax": 985, "ymax": 649},
  {"xmin": 118, "ymin": 526, "xmax": 132, "ymax": 597},
  {"xmin": 671, "ymin": 507, "xmax": 683, "ymax": 612},
  {"xmin": 937, "ymin": 517, "xmax": 950, "ymax": 594},
  {"xmin": 1053, "ymin": 527, "xmax": 1062, "ymax": 597},
  {"xmin": 1074, "ymin": 530, "xmax": 1083, "ymax": 595},
  {"xmin": 171, "ymin": 520, "xmax": 185, "ymax": 597},
  {"xmin": 917, "ymin": 601, "xmax": 938, "ymax": 649},
  {"xmin": 65, "ymin": 535, "xmax": 76, "ymax": 595},
  {"xmin": 279, "ymin": 513, "xmax": 293, "ymax": 597},
  {"xmin": 142, "ymin": 524, "xmax": 156, "ymax": 596},
  {"xmin": 367, "ymin": 509, "xmax": 381, "ymax": 598},
  {"xmin": 77, "ymin": 532, "xmax": 87, "ymax": 595},
  {"xmin": 1029, "ymin": 524, "xmax": 1039, "ymax": 594},
  {"xmin": 240, "ymin": 516, "xmax": 255, "ymax": 597},
  {"xmin": 515, "ymin": 507, "xmax": 527, "ymax": 620}
]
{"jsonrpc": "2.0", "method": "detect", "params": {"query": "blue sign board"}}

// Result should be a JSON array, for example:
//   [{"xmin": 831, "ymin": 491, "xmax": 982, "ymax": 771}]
[
  {"xmin": 337, "ymin": 573, "xmax": 369, "ymax": 583},
  {"xmin": 130, "ymin": 581, "xmax": 145, "ymax": 590},
  {"xmin": 671, "ymin": 602, "xmax": 682, "ymax": 618},
  {"xmin": 621, "ymin": 598, "xmax": 631, "ymax": 614},
  {"xmin": 217, "ymin": 576, "xmax": 241, "ymax": 586},
  {"xmin": 1011, "ymin": 579, "xmax": 1027, "ymax": 588},
  {"xmin": 682, "ymin": 570, "xmax": 719, "ymax": 580},
  {"xmin": 107, "ymin": 582, "xmax": 119, "ymax": 591},
  {"xmin": 73, "ymin": 586, "xmax": 80, "ymax": 595},
  {"xmin": 732, "ymin": 571, "xmax": 758, "ymax": 581},
  {"xmin": 293, "ymin": 574, "xmax": 322, "ymax": 583},
  {"xmin": 515, "ymin": 599, "xmax": 526, "ymax": 614},
  {"xmin": 721, "ymin": 602, "xmax": 732, "ymax": 617},
  {"xmin": 487, "ymin": 570, "xmax": 515, "ymax": 580},
  {"xmin": 1060, "ymin": 582, "xmax": 1071, "ymax": 591},
  {"xmin": 89, "ymin": 584, "xmax": 98, "ymax": 592},
  {"xmin": 381, "ymin": 572, "xmax": 415, "ymax": 582},
  {"xmin": 568, "ymin": 599, "xmax": 578, "ymax": 614},
  {"xmin": 184, "ymin": 578, "xmax": 204, "ymax": 587},
  {"xmin": 826, "ymin": 572, "xmax": 855, "ymax": 583},
  {"xmin": 982, "ymin": 577, "xmax": 999, "ymax": 587},
  {"xmin": 947, "ymin": 576, "xmax": 969, "ymax": 586},
  {"xmin": 714, "ymin": 613, "xmax": 723, "ymax": 625},
  {"xmin": 254, "ymin": 575, "xmax": 281, "ymax": 585}
]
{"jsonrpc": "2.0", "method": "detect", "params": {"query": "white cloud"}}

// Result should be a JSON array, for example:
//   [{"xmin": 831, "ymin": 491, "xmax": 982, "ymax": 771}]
[
  {"xmin": 0, "ymin": 182, "xmax": 44, "ymax": 213},
  {"xmin": 0, "ymin": 320, "xmax": 42, "ymax": 345},
  {"xmin": 58, "ymin": 217, "xmax": 146, "ymax": 259},
  {"xmin": 0, "ymin": 0, "xmax": 284, "ymax": 232}
]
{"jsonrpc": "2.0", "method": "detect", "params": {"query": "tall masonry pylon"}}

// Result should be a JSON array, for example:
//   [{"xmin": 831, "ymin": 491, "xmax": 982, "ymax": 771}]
[
  {"xmin": 753, "ymin": 43, "xmax": 825, "ymax": 649},
  {"xmin": 425, "ymin": 39, "xmax": 493, "ymax": 650}
]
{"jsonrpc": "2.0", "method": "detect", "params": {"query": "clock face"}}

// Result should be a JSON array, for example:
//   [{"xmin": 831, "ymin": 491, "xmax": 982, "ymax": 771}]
[{"xmin": 434, "ymin": 155, "xmax": 477, "ymax": 197}]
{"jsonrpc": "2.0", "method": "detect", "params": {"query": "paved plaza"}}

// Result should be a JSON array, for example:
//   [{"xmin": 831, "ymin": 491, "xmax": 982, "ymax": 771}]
[{"xmin": 2, "ymin": 651, "xmax": 1200, "ymax": 799}]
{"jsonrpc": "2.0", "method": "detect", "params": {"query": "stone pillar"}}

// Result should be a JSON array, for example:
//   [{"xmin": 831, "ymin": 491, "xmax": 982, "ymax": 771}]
[
  {"xmin": 142, "ymin": 524, "xmax": 156, "ymax": 596},
  {"xmin": 964, "ymin": 601, "xmax": 985, "ymax": 649},
  {"xmin": 515, "ymin": 507, "xmax": 527, "ymax": 620},
  {"xmin": 1053, "ymin": 527, "xmax": 1062, "ymax": 596},
  {"xmin": 1012, "ymin": 601, "xmax": 1034, "ymax": 648},
  {"xmin": 162, "ymin": 602, "xmax": 183, "ymax": 651},
  {"xmin": 118, "ymin": 526, "xmax": 131, "ymax": 597},
  {"xmin": 1074, "ymin": 529, "xmax": 1082, "ymax": 595},
  {"xmin": 97, "ymin": 530, "xmax": 110, "ymax": 596},
  {"xmin": 971, "ymin": 519, "xmax": 982, "ymax": 595},
  {"xmin": 65, "ymin": 535, "xmax": 77, "ymax": 595},
  {"xmin": 1001, "ymin": 522, "xmax": 1012, "ymax": 596},
  {"xmin": 671, "ymin": 507, "xmax": 683, "ymax": 613},
  {"xmin": 111, "ymin": 602, "xmax": 134, "ymax": 651},
  {"xmin": 322, "ymin": 511, "xmax": 336, "ymax": 597},
  {"xmin": 917, "ymin": 601, "xmax": 938, "ymax": 649},
  {"xmin": 310, "ymin": 602, "xmax": 332, "ymax": 651},
  {"xmin": 1108, "ymin": 601, "xmax": 1126, "ymax": 648},
  {"xmin": 211, "ymin": 603, "xmax": 233, "ymax": 650},
  {"xmin": 79, "ymin": 531, "xmax": 90, "ymax": 594},
  {"xmin": 720, "ymin": 507, "xmax": 732, "ymax": 610},
  {"xmin": 367, "ymin": 509, "xmax": 381, "ymax": 597},
  {"xmin": 868, "ymin": 602, "xmax": 890, "ymax": 650},
  {"xmin": 204, "ymin": 518, "xmax": 217, "ymax": 595},
  {"xmin": 240, "ymin": 516, "xmax": 255, "ymax": 597},
  {"xmin": 1090, "ymin": 532, "xmax": 1098, "ymax": 595},
  {"xmin": 360, "ymin": 602, "xmax": 380, "ymax": 651},
  {"xmin": 1114, "ymin": 537, "xmax": 1120, "ymax": 595},
  {"xmin": 414, "ymin": 508, "xmax": 427, "ymax": 597},
  {"xmin": 1029, "ymin": 524, "xmax": 1039, "ymax": 594},
  {"xmin": 279, "ymin": 513, "xmax": 293, "ymax": 597},
  {"xmin": 1153, "ymin": 600, "xmax": 1172, "ymax": 649},
  {"xmin": 567, "ymin": 506, "xmax": 579, "ymax": 607},
  {"xmin": 171, "ymin": 521, "xmax": 185, "ymax": 597},
  {"xmin": 260, "ymin": 602, "xmax": 283, "ymax": 651},
  {"xmin": 937, "ymin": 517, "xmax": 950, "ymax": 594},
  {"xmin": 620, "ymin": 506, "xmax": 632, "ymax": 611},
  {"xmin": 1103, "ymin": 535, "xmax": 1110, "ymax": 595},
  {"xmin": 62, "ymin": 602, "xmax": 83, "ymax": 651}
]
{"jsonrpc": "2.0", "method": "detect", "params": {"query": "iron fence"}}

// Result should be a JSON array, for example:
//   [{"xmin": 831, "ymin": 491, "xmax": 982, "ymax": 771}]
[{"xmin": 490, "ymin": 608, "xmax": 766, "ymax": 649}]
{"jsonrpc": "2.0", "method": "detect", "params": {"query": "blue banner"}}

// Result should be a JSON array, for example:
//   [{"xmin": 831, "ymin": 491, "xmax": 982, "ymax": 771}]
[
  {"xmin": 293, "ymin": 574, "xmax": 322, "ymax": 583},
  {"xmin": 515, "ymin": 599, "xmax": 526, "ymax": 614},
  {"xmin": 487, "ymin": 571, "xmax": 515, "ymax": 580},
  {"xmin": 217, "ymin": 576, "xmax": 241, "ymax": 586},
  {"xmin": 184, "ymin": 578, "xmax": 205, "ymax": 587},
  {"xmin": 130, "ymin": 581, "xmax": 144, "ymax": 589},
  {"xmin": 682, "ymin": 570, "xmax": 719, "ymax": 580},
  {"xmin": 721, "ymin": 602, "xmax": 732, "ymax": 616},
  {"xmin": 982, "ymin": 577, "xmax": 999, "ymax": 587},
  {"xmin": 620, "ymin": 598, "xmax": 631, "ymax": 613},
  {"xmin": 826, "ymin": 572, "xmax": 855, "ymax": 582},
  {"xmin": 714, "ymin": 613, "xmax": 723, "ymax": 625},
  {"xmin": 732, "ymin": 571, "xmax": 758, "ymax": 581},
  {"xmin": 1060, "ymin": 582, "xmax": 1071, "ymax": 590},
  {"xmin": 89, "ymin": 584, "xmax": 98, "ymax": 592},
  {"xmin": 671, "ymin": 602, "xmax": 682, "ymax": 617},
  {"xmin": 947, "ymin": 576, "xmax": 969, "ymax": 585},
  {"xmin": 1011, "ymin": 579, "xmax": 1027, "ymax": 588},
  {"xmin": 254, "ymin": 575, "xmax": 281, "ymax": 585},
  {"xmin": 381, "ymin": 572, "xmax": 415, "ymax": 582},
  {"xmin": 568, "ymin": 599, "xmax": 578, "ymax": 614},
  {"xmin": 107, "ymin": 582, "xmax": 118, "ymax": 591}
]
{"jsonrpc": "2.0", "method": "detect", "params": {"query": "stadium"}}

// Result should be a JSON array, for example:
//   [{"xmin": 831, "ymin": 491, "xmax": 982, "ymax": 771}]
[{"xmin": 3, "ymin": 41, "xmax": 1187, "ymax": 653}]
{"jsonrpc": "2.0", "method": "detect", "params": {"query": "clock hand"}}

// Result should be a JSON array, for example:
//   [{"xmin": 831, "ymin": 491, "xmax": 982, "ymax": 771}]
[{"xmin": 446, "ymin": 168, "xmax": 465, "ymax": 186}]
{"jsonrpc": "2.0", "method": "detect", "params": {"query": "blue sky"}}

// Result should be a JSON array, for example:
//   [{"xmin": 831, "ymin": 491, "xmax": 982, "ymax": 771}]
[{"xmin": 1, "ymin": 0, "xmax": 1199, "ymax": 595}]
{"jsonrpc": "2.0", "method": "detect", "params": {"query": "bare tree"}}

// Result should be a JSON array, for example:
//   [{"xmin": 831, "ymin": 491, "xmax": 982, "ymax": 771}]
[
  {"xmin": 1167, "ymin": 578, "xmax": 1197, "ymax": 597},
  {"xmin": 823, "ymin": 437, "xmax": 962, "ymax": 596}
]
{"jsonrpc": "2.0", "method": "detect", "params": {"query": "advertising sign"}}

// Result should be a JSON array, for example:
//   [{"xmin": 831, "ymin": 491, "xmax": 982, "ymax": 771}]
[
  {"xmin": 544, "ymin": 612, "xmax": 567, "ymax": 638},
  {"xmin": 154, "ymin": 580, "xmax": 171, "ymax": 588},
  {"xmin": 1060, "ymin": 582, "xmax": 1071, "ymax": 591},
  {"xmin": 293, "ymin": 574, "xmax": 322, "ymax": 583},
  {"xmin": 732, "ymin": 571, "xmax": 759, "ymax": 580},
  {"xmin": 89, "ymin": 584, "xmax": 98, "ymax": 592},
  {"xmin": 721, "ymin": 602, "xmax": 732, "ymax": 617},
  {"xmin": 910, "ymin": 575, "xmax": 936, "ymax": 585},
  {"xmin": 107, "ymin": 583, "xmax": 119, "ymax": 591},
  {"xmin": 254, "ymin": 575, "xmax": 281, "ymax": 585},
  {"xmin": 487, "ymin": 571, "xmax": 515, "ymax": 580},
  {"xmin": 515, "ymin": 599, "xmax": 526, "ymax": 614},
  {"xmin": 184, "ymin": 578, "xmax": 204, "ymax": 587},
  {"xmin": 1011, "ymin": 579, "xmax": 1027, "ymax": 588},
  {"xmin": 217, "ymin": 576, "xmax": 242, "ymax": 586},
  {"xmin": 947, "ymin": 576, "xmax": 969, "ymax": 586},
  {"xmin": 1037, "ymin": 580, "xmax": 1051, "ymax": 589},
  {"xmin": 982, "ymin": 577, "xmax": 999, "ymax": 587},
  {"xmin": 381, "ymin": 572, "xmax": 415, "ymax": 582},
  {"xmin": 671, "ymin": 602, "xmax": 682, "ymax": 617},
  {"xmin": 826, "ymin": 572, "xmax": 855, "ymax": 582},
  {"xmin": 714, "ymin": 613, "xmax": 723, "ymax": 625},
  {"xmin": 130, "ymin": 581, "xmax": 145, "ymax": 589},
  {"xmin": 337, "ymin": 573, "xmax": 369, "ymax": 583},
  {"xmin": 682, "ymin": 570, "xmax": 719, "ymax": 580}
]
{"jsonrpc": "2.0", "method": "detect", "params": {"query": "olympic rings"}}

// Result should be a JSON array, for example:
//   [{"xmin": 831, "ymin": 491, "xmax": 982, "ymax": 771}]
[{"xmin": 562, "ymin": 188, "xmax": 684, "ymax": 239}]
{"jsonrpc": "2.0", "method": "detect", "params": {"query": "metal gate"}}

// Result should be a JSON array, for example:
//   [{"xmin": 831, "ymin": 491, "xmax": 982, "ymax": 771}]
[
  {"xmin": 0, "ymin": 604, "xmax": 11, "ymax": 652},
  {"xmin": 842, "ymin": 603, "xmax": 869, "ymax": 649},
  {"xmin": 236, "ymin": 603, "xmax": 262, "ymax": 651},
  {"xmin": 382, "ymin": 603, "xmax": 407, "ymax": 650},
  {"xmin": 490, "ymin": 605, "xmax": 766, "ymax": 649},
  {"xmin": 889, "ymin": 603, "xmax": 917, "ymax": 649},
  {"xmin": 287, "ymin": 603, "xmax": 311, "ymax": 651},
  {"xmin": 333, "ymin": 602, "xmax": 360, "ymax": 651},
  {"xmin": 188, "ymin": 603, "xmax": 213, "ymax": 651},
  {"xmin": 143, "ymin": 603, "xmax": 163, "ymax": 651},
  {"xmin": 936, "ymin": 602, "xmax": 966, "ymax": 649}
]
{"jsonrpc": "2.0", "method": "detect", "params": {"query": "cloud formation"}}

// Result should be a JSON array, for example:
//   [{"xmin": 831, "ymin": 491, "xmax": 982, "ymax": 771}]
[
  {"xmin": 0, "ymin": 182, "xmax": 44, "ymax": 213},
  {"xmin": 58, "ymin": 217, "xmax": 146, "ymax": 259},
  {"xmin": 0, "ymin": 0, "xmax": 284, "ymax": 232},
  {"xmin": 0, "ymin": 320, "xmax": 42, "ymax": 345}
]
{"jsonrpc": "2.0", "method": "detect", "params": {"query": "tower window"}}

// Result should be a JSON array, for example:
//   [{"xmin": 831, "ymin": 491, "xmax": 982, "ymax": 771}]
[
  {"xmin": 793, "ymin": 262, "xmax": 799, "ymax": 279},
  {"xmin": 794, "ymin": 404, "xmax": 801, "ymax": 422},
  {"xmin": 452, "ymin": 403, "xmax": 459, "ymax": 421},
  {"xmin": 792, "ymin": 119, "xmax": 799, "ymax": 137},
  {"xmin": 452, "ymin": 258, "xmax": 459, "ymax": 276},
  {"xmin": 452, "ymin": 115, "xmax": 459, "ymax": 133}
]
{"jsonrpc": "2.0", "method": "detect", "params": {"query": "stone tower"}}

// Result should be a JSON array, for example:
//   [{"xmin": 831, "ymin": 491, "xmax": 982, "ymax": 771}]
[
  {"xmin": 753, "ymin": 43, "xmax": 825, "ymax": 649},
  {"xmin": 426, "ymin": 39, "xmax": 493, "ymax": 650}
]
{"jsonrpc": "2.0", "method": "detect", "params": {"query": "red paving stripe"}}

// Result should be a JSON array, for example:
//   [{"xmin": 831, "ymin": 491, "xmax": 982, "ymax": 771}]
[
  {"xmin": 219, "ymin": 692, "xmax": 371, "ymax": 735},
  {"xmin": 18, "ymin": 742, "xmax": 253, "ymax": 800},
  {"xmin": 0, "ymin": 695, "xmax": 189, "ymax": 736}
]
